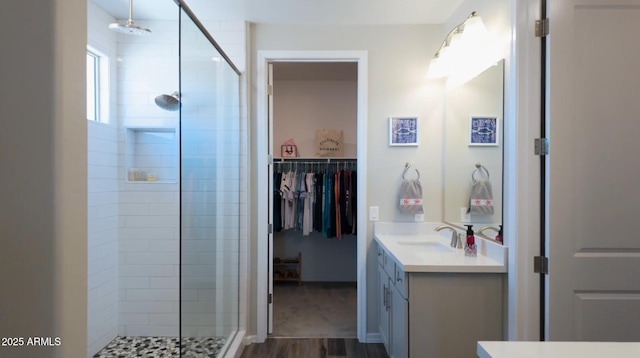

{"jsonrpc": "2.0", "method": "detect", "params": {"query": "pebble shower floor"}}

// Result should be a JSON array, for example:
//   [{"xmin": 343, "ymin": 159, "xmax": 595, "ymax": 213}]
[{"xmin": 94, "ymin": 336, "xmax": 227, "ymax": 357}]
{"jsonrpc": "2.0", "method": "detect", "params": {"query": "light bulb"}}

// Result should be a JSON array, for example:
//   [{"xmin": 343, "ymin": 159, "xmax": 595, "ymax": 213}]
[
  {"xmin": 438, "ymin": 45, "xmax": 450, "ymax": 63},
  {"xmin": 463, "ymin": 13, "xmax": 488, "ymax": 45},
  {"xmin": 446, "ymin": 30, "xmax": 466, "ymax": 68},
  {"xmin": 426, "ymin": 56, "xmax": 447, "ymax": 79}
]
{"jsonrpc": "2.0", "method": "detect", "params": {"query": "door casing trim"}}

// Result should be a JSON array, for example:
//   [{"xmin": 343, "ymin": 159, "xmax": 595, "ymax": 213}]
[{"xmin": 255, "ymin": 50, "xmax": 369, "ymax": 342}]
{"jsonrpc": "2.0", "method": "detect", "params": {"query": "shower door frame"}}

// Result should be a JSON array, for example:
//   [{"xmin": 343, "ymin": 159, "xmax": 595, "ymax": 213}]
[
  {"xmin": 256, "ymin": 50, "xmax": 369, "ymax": 343},
  {"xmin": 176, "ymin": 1, "xmax": 244, "ymax": 355}
]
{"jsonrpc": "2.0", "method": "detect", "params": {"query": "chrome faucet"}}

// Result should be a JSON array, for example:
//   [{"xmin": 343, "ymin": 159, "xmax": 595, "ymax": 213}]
[
  {"xmin": 435, "ymin": 225, "xmax": 462, "ymax": 249},
  {"xmin": 478, "ymin": 226, "xmax": 500, "ymax": 235}
]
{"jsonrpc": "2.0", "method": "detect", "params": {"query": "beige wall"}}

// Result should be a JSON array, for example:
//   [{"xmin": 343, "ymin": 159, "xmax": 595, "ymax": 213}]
[
  {"xmin": 272, "ymin": 79, "xmax": 358, "ymax": 158},
  {"xmin": 0, "ymin": 0, "xmax": 88, "ymax": 357},
  {"xmin": 249, "ymin": 23, "xmax": 445, "ymax": 336}
]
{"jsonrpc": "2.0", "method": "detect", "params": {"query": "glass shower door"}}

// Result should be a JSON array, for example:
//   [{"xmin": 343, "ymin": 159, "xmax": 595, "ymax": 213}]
[{"xmin": 179, "ymin": 6, "xmax": 241, "ymax": 357}]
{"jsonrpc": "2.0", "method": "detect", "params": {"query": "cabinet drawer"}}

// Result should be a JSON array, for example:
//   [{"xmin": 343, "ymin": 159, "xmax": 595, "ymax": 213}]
[
  {"xmin": 377, "ymin": 245, "xmax": 395, "ymax": 278},
  {"xmin": 394, "ymin": 265, "xmax": 408, "ymax": 299},
  {"xmin": 383, "ymin": 252, "xmax": 395, "ymax": 279},
  {"xmin": 377, "ymin": 244, "xmax": 384, "ymax": 267}
]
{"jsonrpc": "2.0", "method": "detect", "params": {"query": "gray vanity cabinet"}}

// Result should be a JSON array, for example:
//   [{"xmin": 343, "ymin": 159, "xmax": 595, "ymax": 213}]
[
  {"xmin": 378, "ymin": 268, "xmax": 390, "ymax": 350},
  {"xmin": 377, "ymin": 243, "xmax": 504, "ymax": 358},
  {"xmin": 408, "ymin": 272, "xmax": 504, "ymax": 357},
  {"xmin": 389, "ymin": 278, "xmax": 408, "ymax": 358},
  {"xmin": 377, "ymin": 246, "xmax": 408, "ymax": 358}
]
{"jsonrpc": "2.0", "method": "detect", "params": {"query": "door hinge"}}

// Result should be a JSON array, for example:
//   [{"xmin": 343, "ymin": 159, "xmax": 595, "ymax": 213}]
[
  {"xmin": 267, "ymin": 84, "xmax": 273, "ymax": 96},
  {"xmin": 535, "ymin": 18, "xmax": 550, "ymax": 38},
  {"xmin": 268, "ymin": 223, "xmax": 273, "ymax": 234},
  {"xmin": 534, "ymin": 138, "xmax": 549, "ymax": 156},
  {"xmin": 268, "ymin": 154, "xmax": 274, "ymax": 165},
  {"xmin": 268, "ymin": 293, "xmax": 272, "ymax": 304},
  {"xmin": 533, "ymin": 256, "xmax": 549, "ymax": 274}
]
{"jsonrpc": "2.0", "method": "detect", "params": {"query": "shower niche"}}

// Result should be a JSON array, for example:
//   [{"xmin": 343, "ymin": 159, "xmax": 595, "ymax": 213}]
[{"xmin": 124, "ymin": 127, "xmax": 178, "ymax": 183}]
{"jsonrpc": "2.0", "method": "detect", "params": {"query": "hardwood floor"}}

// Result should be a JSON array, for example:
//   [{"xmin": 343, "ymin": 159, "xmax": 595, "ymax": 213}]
[
  {"xmin": 239, "ymin": 338, "xmax": 389, "ymax": 358},
  {"xmin": 272, "ymin": 282, "xmax": 357, "ymax": 337}
]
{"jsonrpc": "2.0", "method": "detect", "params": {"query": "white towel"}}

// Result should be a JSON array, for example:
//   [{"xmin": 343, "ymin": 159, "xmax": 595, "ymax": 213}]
[
  {"xmin": 399, "ymin": 178, "xmax": 424, "ymax": 215},
  {"xmin": 467, "ymin": 178, "xmax": 494, "ymax": 215}
]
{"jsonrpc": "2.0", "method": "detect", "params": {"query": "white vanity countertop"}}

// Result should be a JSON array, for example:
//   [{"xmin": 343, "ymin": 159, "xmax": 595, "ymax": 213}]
[
  {"xmin": 373, "ymin": 222, "xmax": 507, "ymax": 273},
  {"xmin": 477, "ymin": 341, "xmax": 640, "ymax": 358}
]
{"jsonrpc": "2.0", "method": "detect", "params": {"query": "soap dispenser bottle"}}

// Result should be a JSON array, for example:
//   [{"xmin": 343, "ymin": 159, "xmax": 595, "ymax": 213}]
[
  {"xmin": 496, "ymin": 225, "xmax": 503, "ymax": 244},
  {"xmin": 464, "ymin": 225, "xmax": 477, "ymax": 257}
]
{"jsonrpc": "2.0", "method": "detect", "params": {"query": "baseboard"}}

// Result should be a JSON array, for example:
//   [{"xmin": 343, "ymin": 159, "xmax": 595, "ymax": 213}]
[
  {"xmin": 243, "ymin": 335, "xmax": 257, "ymax": 345},
  {"xmin": 366, "ymin": 333, "xmax": 383, "ymax": 344},
  {"xmin": 275, "ymin": 281, "xmax": 357, "ymax": 287},
  {"xmin": 224, "ymin": 330, "xmax": 246, "ymax": 358}
]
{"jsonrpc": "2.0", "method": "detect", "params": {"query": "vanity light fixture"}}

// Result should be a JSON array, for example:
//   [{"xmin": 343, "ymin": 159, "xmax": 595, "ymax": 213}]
[{"xmin": 426, "ymin": 11, "xmax": 489, "ymax": 79}]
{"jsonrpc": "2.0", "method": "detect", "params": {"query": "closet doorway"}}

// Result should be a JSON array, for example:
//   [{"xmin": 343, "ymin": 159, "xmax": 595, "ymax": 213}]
[
  {"xmin": 271, "ymin": 61, "xmax": 357, "ymax": 338},
  {"xmin": 256, "ymin": 51, "xmax": 369, "ymax": 342}
]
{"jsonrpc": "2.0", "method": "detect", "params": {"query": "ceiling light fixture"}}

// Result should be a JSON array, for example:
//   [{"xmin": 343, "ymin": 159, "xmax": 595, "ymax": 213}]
[{"xmin": 426, "ymin": 12, "xmax": 488, "ymax": 79}]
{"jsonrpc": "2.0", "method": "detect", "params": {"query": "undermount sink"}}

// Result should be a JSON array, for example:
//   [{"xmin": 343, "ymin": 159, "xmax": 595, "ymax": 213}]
[{"xmin": 396, "ymin": 240, "xmax": 453, "ymax": 253}]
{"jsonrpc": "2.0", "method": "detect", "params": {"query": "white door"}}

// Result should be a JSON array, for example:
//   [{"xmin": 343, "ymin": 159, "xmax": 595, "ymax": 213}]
[
  {"xmin": 547, "ymin": 0, "xmax": 640, "ymax": 340},
  {"xmin": 267, "ymin": 62, "xmax": 275, "ymax": 334}
]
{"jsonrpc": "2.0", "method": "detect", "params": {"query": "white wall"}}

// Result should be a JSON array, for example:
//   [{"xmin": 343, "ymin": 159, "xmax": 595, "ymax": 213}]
[
  {"xmin": 508, "ymin": 0, "xmax": 542, "ymax": 341},
  {"xmin": 114, "ymin": 16, "xmax": 247, "ymax": 337},
  {"xmin": 87, "ymin": 4, "xmax": 120, "ymax": 356},
  {"xmin": 200, "ymin": 20, "xmax": 247, "ymax": 74},
  {"xmin": 87, "ymin": 121, "xmax": 120, "ymax": 355},
  {"xmin": 180, "ymin": 18, "xmax": 243, "ymax": 337},
  {"xmin": 273, "ymin": 79, "xmax": 358, "ymax": 157},
  {"xmin": 195, "ymin": 18, "xmax": 249, "ymax": 339},
  {"xmin": 116, "ymin": 18, "xmax": 182, "ymax": 337},
  {"xmin": 88, "ymin": 2, "xmax": 247, "ymax": 344},
  {"xmin": 249, "ymin": 23, "xmax": 444, "ymax": 336},
  {"xmin": 274, "ymin": 232, "xmax": 357, "ymax": 282},
  {"xmin": 0, "ymin": 0, "xmax": 88, "ymax": 357}
]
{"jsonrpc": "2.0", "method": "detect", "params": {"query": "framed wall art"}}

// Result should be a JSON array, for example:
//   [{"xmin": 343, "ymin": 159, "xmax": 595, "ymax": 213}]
[
  {"xmin": 469, "ymin": 116, "xmax": 499, "ymax": 146},
  {"xmin": 389, "ymin": 116, "xmax": 419, "ymax": 146}
]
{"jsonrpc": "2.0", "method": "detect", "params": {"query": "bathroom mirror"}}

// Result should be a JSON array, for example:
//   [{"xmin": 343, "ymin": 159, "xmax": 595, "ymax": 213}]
[{"xmin": 442, "ymin": 60, "xmax": 504, "ymax": 240}]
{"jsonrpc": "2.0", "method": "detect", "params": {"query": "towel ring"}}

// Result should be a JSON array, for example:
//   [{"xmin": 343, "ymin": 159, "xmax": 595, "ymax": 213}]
[
  {"xmin": 403, "ymin": 163, "xmax": 421, "ymax": 180},
  {"xmin": 472, "ymin": 163, "xmax": 490, "ymax": 181}
]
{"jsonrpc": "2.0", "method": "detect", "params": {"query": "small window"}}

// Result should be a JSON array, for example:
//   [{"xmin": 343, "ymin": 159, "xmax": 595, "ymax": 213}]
[{"xmin": 86, "ymin": 46, "xmax": 109, "ymax": 123}]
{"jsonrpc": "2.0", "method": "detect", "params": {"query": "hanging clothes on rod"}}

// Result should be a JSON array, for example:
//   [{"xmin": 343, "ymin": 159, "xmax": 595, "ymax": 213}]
[{"xmin": 274, "ymin": 159, "xmax": 357, "ymax": 239}]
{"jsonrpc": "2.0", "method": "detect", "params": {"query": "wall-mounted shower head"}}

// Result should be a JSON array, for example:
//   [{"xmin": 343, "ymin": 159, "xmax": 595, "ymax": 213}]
[
  {"xmin": 155, "ymin": 91, "xmax": 180, "ymax": 111},
  {"xmin": 108, "ymin": 0, "xmax": 151, "ymax": 36}
]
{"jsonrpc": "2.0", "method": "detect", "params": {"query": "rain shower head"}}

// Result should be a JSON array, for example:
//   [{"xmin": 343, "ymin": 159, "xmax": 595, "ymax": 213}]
[
  {"xmin": 155, "ymin": 91, "xmax": 180, "ymax": 111},
  {"xmin": 109, "ymin": 21, "xmax": 152, "ymax": 36},
  {"xmin": 108, "ymin": 0, "xmax": 151, "ymax": 36}
]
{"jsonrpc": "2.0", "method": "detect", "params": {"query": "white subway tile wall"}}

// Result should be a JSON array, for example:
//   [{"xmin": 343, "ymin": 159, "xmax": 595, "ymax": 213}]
[
  {"xmin": 87, "ymin": 3, "xmax": 120, "ymax": 357},
  {"xmin": 180, "ymin": 16, "xmax": 242, "ymax": 337},
  {"xmin": 125, "ymin": 129, "xmax": 178, "ymax": 182},
  {"xmin": 88, "ymin": 2, "xmax": 247, "ymax": 355}
]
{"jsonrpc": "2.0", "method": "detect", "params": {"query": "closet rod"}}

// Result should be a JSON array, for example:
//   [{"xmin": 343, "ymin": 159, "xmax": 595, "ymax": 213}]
[
  {"xmin": 273, "ymin": 157, "xmax": 358, "ymax": 162},
  {"xmin": 274, "ymin": 158, "xmax": 357, "ymax": 163},
  {"xmin": 274, "ymin": 161, "xmax": 357, "ymax": 165}
]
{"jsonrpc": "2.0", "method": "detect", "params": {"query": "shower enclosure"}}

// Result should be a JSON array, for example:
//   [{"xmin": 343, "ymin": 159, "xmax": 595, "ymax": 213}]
[
  {"xmin": 87, "ymin": 0, "xmax": 242, "ymax": 356},
  {"xmin": 179, "ymin": 3, "xmax": 242, "ymax": 356}
]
